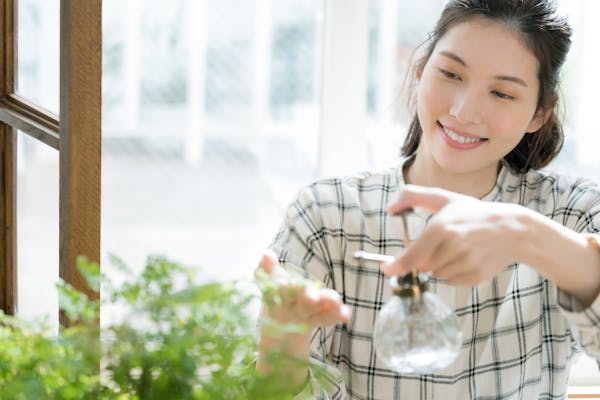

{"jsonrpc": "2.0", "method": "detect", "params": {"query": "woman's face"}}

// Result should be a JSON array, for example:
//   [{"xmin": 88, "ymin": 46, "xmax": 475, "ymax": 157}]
[{"xmin": 415, "ymin": 17, "xmax": 546, "ymax": 179}]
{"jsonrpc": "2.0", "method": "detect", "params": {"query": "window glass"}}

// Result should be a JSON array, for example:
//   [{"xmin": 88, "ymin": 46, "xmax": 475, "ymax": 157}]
[
  {"xmin": 365, "ymin": 0, "xmax": 446, "ymax": 169},
  {"xmin": 16, "ymin": 133, "xmax": 59, "ymax": 333},
  {"xmin": 101, "ymin": 0, "xmax": 323, "ymax": 289},
  {"xmin": 17, "ymin": 0, "xmax": 60, "ymax": 114}
]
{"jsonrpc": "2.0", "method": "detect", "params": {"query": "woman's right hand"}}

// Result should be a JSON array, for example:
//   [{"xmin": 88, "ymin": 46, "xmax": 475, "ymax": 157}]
[{"xmin": 257, "ymin": 250, "xmax": 351, "ymax": 329}]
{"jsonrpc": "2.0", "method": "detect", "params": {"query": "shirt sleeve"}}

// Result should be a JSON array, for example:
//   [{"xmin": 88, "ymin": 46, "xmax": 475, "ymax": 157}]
[
  {"xmin": 557, "ymin": 289, "xmax": 600, "ymax": 359},
  {"xmin": 270, "ymin": 184, "xmax": 348, "ymax": 399},
  {"xmin": 554, "ymin": 179, "xmax": 600, "ymax": 359}
]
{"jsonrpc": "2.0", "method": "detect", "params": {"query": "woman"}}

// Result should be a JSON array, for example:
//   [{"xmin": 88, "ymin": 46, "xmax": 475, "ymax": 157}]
[{"xmin": 257, "ymin": 1, "xmax": 600, "ymax": 398}]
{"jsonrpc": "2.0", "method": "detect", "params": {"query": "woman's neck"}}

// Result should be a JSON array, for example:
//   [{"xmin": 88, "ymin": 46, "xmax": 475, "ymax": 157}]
[{"xmin": 404, "ymin": 154, "xmax": 499, "ymax": 199}]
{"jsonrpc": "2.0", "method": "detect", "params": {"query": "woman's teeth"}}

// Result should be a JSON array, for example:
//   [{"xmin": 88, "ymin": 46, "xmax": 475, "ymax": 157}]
[{"xmin": 443, "ymin": 127, "xmax": 482, "ymax": 144}]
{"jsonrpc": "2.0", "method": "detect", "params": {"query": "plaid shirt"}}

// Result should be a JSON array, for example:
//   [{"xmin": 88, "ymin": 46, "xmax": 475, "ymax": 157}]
[{"xmin": 270, "ymin": 158, "xmax": 600, "ymax": 400}]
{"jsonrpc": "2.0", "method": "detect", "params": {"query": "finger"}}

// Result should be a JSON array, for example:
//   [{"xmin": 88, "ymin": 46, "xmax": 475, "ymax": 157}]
[
  {"xmin": 289, "ymin": 288, "xmax": 349, "ymax": 325},
  {"xmin": 307, "ymin": 289, "xmax": 349, "ymax": 321},
  {"xmin": 257, "ymin": 251, "xmax": 292, "ymax": 285},
  {"xmin": 386, "ymin": 184, "xmax": 457, "ymax": 215},
  {"xmin": 279, "ymin": 284, "xmax": 310, "ymax": 308},
  {"xmin": 425, "ymin": 235, "xmax": 468, "ymax": 274},
  {"xmin": 308, "ymin": 288, "xmax": 342, "ymax": 310},
  {"xmin": 430, "ymin": 254, "xmax": 471, "ymax": 281},
  {"xmin": 436, "ymin": 255, "xmax": 495, "ymax": 286},
  {"xmin": 256, "ymin": 249, "xmax": 280, "ymax": 276},
  {"xmin": 445, "ymin": 270, "xmax": 485, "ymax": 286},
  {"xmin": 288, "ymin": 285, "xmax": 320, "ymax": 309},
  {"xmin": 307, "ymin": 310, "xmax": 349, "ymax": 327},
  {"xmin": 381, "ymin": 224, "xmax": 443, "ymax": 275},
  {"xmin": 307, "ymin": 303, "xmax": 351, "ymax": 326},
  {"xmin": 265, "ymin": 285, "xmax": 313, "ymax": 322}
]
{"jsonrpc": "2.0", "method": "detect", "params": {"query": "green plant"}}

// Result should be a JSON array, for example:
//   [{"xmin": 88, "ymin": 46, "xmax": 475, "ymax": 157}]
[{"xmin": 0, "ymin": 255, "xmax": 319, "ymax": 399}]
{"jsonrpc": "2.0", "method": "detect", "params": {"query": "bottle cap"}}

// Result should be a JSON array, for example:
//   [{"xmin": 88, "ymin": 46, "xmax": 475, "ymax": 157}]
[{"xmin": 391, "ymin": 271, "xmax": 429, "ymax": 298}]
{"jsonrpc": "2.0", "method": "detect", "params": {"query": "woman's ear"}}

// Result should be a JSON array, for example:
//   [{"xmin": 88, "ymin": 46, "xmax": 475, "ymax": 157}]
[{"xmin": 526, "ymin": 105, "xmax": 553, "ymax": 133}]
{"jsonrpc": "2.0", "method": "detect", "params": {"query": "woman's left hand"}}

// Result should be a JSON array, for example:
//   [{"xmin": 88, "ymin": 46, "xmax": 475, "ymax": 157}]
[{"xmin": 381, "ymin": 184, "xmax": 532, "ymax": 285}]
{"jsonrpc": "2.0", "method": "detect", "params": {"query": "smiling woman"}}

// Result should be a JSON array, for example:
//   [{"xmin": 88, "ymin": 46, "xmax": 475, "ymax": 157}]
[
  {"xmin": 408, "ymin": 17, "xmax": 549, "ymax": 195},
  {"xmin": 256, "ymin": 1, "xmax": 600, "ymax": 398}
]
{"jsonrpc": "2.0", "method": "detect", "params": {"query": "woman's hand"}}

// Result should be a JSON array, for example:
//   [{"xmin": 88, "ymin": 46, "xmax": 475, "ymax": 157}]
[
  {"xmin": 381, "ymin": 184, "xmax": 532, "ymax": 285},
  {"xmin": 257, "ymin": 251, "xmax": 351, "ymax": 329},
  {"xmin": 256, "ymin": 251, "xmax": 350, "ymax": 382}
]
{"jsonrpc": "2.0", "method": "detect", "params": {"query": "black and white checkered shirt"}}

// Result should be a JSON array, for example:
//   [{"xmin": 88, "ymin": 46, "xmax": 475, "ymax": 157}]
[{"xmin": 270, "ymin": 158, "xmax": 600, "ymax": 399}]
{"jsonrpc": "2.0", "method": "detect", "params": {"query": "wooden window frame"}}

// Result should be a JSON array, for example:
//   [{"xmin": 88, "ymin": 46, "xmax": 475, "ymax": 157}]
[{"xmin": 0, "ymin": 0, "xmax": 101, "ymax": 327}]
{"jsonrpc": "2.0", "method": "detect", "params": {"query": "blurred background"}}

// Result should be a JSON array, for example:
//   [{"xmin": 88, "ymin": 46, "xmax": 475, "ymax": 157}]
[{"xmin": 15, "ymin": 0, "xmax": 600, "ymax": 387}]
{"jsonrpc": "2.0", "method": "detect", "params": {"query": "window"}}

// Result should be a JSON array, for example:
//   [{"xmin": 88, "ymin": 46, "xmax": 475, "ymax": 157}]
[{"xmin": 0, "ymin": 0, "xmax": 101, "ymax": 330}]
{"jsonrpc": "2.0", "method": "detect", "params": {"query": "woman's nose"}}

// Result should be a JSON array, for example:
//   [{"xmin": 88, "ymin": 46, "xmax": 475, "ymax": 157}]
[{"xmin": 449, "ymin": 88, "xmax": 483, "ymax": 125}]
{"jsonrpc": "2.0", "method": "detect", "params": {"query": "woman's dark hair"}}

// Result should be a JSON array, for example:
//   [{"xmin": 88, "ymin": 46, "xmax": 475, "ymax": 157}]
[{"xmin": 401, "ymin": 0, "xmax": 572, "ymax": 173}]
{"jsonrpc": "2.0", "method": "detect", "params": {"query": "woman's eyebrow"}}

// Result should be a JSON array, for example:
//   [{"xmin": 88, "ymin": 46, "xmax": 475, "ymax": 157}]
[
  {"xmin": 440, "ymin": 50, "xmax": 467, "ymax": 66},
  {"xmin": 439, "ymin": 50, "xmax": 529, "ymax": 87}
]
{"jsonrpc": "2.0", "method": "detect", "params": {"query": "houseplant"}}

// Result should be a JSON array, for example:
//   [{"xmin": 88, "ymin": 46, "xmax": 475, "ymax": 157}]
[{"xmin": 0, "ymin": 255, "xmax": 322, "ymax": 399}]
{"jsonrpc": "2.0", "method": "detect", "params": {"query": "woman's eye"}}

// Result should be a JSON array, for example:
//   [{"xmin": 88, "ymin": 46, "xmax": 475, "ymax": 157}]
[
  {"xmin": 491, "ymin": 90, "xmax": 514, "ymax": 100},
  {"xmin": 439, "ymin": 68, "xmax": 460, "ymax": 80}
]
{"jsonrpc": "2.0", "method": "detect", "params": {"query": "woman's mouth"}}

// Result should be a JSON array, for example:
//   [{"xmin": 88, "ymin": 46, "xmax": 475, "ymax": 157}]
[
  {"xmin": 439, "ymin": 123, "xmax": 487, "ymax": 149},
  {"xmin": 443, "ymin": 127, "xmax": 483, "ymax": 143}
]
